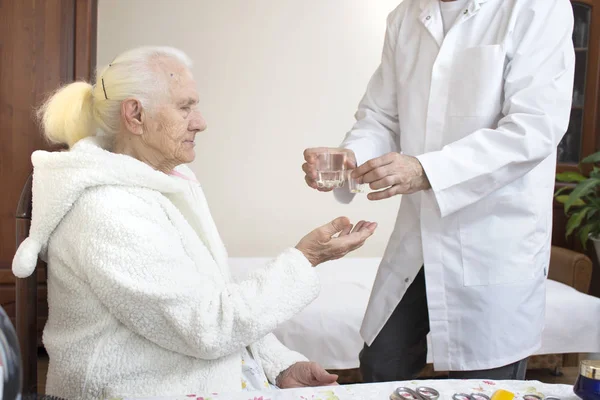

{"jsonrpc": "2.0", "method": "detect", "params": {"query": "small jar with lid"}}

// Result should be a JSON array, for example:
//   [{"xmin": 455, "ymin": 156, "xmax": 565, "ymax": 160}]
[{"xmin": 574, "ymin": 360, "xmax": 600, "ymax": 400}]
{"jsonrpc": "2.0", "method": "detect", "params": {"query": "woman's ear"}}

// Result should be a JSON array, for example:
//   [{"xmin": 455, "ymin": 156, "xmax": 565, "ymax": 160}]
[{"xmin": 121, "ymin": 98, "xmax": 144, "ymax": 135}]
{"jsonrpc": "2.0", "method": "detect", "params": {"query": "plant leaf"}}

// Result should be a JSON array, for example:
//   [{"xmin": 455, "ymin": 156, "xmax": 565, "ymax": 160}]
[
  {"xmin": 556, "ymin": 195, "xmax": 585, "ymax": 206},
  {"xmin": 555, "ymin": 195, "xmax": 569, "ymax": 204},
  {"xmin": 590, "ymin": 167, "xmax": 600, "ymax": 179},
  {"xmin": 554, "ymin": 187, "xmax": 571, "ymax": 197},
  {"xmin": 586, "ymin": 221, "xmax": 600, "ymax": 248},
  {"xmin": 593, "ymin": 221, "xmax": 600, "ymax": 238},
  {"xmin": 566, "ymin": 208, "xmax": 590, "ymax": 237},
  {"xmin": 556, "ymin": 171, "xmax": 587, "ymax": 182},
  {"xmin": 581, "ymin": 152, "xmax": 600, "ymax": 164},
  {"xmin": 579, "ymin": 224, "xmax": 593, "ymax": 250},
  {"xmin": 565, "ymin": 178, "xmax": 600, "ymax": 212},
  {"xmin": 585, "ymin": 195, "xmax": 600, "ymax": 210}
]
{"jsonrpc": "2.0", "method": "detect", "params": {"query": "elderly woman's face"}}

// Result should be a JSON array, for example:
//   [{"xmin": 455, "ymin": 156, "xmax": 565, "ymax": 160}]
[{"xmin": 143, "ymin": 62, "xmax": 207, "ymax": 166}]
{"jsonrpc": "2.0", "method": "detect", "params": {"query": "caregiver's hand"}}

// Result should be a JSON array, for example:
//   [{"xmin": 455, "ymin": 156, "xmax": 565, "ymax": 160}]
[
  {"xmin": 276, "ymin": 361, "xmax": 338, "ymax": 388},
  {"xmin": 302, "ymin": 147, "xmax": 357, "ymax": 192},
  {"xmin": 295, "ymin": 217, "xmax": 377, "ymax": 266},
  {"xmin": 352, "ymin": 152, "xmax": 431, "ymax": 200}
]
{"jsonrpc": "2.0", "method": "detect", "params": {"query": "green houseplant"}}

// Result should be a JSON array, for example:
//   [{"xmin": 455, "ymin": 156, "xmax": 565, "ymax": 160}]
[{"xmin": 554, "ymin": 150, "xmax": 600, "ymax": 251}]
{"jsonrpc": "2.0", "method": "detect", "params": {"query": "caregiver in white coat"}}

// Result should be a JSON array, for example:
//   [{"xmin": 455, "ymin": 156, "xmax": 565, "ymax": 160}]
[{"xmin": 303, "ymin": 0, "xmax": 575, "ymax": 381}]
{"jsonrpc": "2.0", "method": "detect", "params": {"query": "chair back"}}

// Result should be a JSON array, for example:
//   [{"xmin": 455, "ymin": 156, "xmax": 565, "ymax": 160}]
[{"xmin": 15, "ymin": 174, "xmax": 38, "ymax": 395}]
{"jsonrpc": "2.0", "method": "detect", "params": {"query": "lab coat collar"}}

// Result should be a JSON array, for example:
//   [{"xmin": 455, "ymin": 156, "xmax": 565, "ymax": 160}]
[
  {"xmin": 469, "ymin": 0, "xmax": 491, "ymax": 13},
  {"xmin": 418, "ymin": 0, "xmax": 491, "ymax": 46},
  {"xmin": 419, "ymin": 0, "xmax": 491, "ymax": 15},
  {"xmin": 419, "ymin": 1, "xmax": 444, "ymax": 47}
]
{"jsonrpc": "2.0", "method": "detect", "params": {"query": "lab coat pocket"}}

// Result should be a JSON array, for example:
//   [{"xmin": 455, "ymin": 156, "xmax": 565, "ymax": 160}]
[
  {"xmin": 448, "ymin": 44, "xmax": 505, "ymax": 117},
  {"xmin": 459, "ymin": 196, "xmax": 545, "ymax": 286}
]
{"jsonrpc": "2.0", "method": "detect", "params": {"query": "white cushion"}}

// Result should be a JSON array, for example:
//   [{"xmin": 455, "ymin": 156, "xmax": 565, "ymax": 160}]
[{"xmin": 229, "ymin": 257, "xmax": 600, "ymax": 369}]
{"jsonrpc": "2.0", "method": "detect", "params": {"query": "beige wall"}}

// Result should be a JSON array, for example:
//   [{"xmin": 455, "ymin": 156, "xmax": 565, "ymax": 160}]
[{"xmin": 97, "ymin": 0, "xmax": 402, "ymax": 257}]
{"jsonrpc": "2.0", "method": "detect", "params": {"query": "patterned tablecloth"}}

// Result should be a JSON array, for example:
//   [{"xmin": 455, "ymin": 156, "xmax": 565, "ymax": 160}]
[{"xmin": 120, "ymin": 379, "xmax": 579, "ymax": 400}]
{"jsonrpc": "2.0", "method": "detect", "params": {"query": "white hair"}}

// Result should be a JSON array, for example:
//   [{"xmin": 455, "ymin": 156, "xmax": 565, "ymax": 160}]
[{"xmin": 37, "ymin": 46, "xmax": 193, "ymax": 147}]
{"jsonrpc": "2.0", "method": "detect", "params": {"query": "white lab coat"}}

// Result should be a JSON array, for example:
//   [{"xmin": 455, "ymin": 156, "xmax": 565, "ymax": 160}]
[{"xmin": 336, "ymin": 0, "xmax": 575, "ymax": 371}]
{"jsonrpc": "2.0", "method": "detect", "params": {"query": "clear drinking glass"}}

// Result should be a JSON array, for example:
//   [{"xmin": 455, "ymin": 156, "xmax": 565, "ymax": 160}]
[
  {"xmin": 315, "ymin": 151, "xmax": 346, "ymax": 189},
  {"xmin": 346, "ymin": 170, "xmax": 368, "ymax": 193}
]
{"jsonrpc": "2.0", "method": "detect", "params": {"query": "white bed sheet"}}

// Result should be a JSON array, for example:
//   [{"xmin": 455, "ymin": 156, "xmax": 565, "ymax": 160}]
[{"xmin": 228, "ymin": 257, "xmax": 600, "ymax": 370}]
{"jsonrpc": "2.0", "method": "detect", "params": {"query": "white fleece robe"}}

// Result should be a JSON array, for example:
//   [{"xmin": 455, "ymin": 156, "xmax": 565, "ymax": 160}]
[{"xmin": 12, "ymin": 137, "xmax": 320, "ymax": 399}]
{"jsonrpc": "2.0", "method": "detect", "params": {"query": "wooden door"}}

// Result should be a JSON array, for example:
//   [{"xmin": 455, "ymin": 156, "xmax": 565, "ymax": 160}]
[
  {"xmin": 0, "ymin": 0, "xmax": 97, "ymax": 353},
  {"xmin": 553, "ymin": 0, "xmax": 600, "ymax": 298},
  {"xmin": 557, "ymin": 1, "xmax": 600, "ymax": 170}
]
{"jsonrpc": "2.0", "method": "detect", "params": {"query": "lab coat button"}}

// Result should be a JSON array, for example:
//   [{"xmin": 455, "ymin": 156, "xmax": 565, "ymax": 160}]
[
  {"xmin": 426, "ymin": 16, "xmax": 431, "ymax": 20},
  {"xmin": 405, "ymin": 278, "xmax": 410, "ymax": 283}
]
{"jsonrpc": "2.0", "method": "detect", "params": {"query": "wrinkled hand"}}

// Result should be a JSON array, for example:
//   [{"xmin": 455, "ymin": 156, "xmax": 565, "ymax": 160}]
[
  {"xmin": 302, "ymin": 147, "xmax": 357, "ymax": 192},
  {"xmin": 276, "ymin": 362, "xmax": 339, "ymax": 388},
  {"xmin": 352, "ymin": 152, "xmax": 430, "ymax": 200},
  {"xmin": 296, "ymin": 217, "xmax": 377, "ymax": 266}
]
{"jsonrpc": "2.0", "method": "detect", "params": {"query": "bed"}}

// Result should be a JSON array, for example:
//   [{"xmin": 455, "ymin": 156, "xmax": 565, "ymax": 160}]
[{"xmin": 229, "ymin": 250, "xmax": 600, "ymax": 377}]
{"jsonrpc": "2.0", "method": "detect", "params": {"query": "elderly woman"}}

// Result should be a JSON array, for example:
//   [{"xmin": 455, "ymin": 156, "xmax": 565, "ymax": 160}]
[{"xmin": 12, "ymin": 46, "xmax": 377, "ymax": 399}]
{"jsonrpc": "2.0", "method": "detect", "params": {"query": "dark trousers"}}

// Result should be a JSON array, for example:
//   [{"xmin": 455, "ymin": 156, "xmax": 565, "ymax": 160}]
[{"xmin": 359, "ymin": 268, "xmax": 529, "ymax": 382}]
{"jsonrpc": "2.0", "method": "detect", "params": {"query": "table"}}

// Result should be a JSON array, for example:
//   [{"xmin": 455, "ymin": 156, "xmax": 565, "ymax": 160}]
[{"xmin": 120, "ymin": 379, "xmax": 579, "ymax": 400}]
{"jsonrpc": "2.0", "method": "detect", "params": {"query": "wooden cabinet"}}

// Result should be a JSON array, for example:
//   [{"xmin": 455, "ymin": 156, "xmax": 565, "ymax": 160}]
[
  {"xmin": 553, "ymin": 1, "xmax": 600, "ymax": 298},
  {"xmin": 557, "ymin": 1, "xmax": 600, "ymax": 169},
  {"xmin": 0, "ymin": 0, "xmax": 97, "ymax": 345}
]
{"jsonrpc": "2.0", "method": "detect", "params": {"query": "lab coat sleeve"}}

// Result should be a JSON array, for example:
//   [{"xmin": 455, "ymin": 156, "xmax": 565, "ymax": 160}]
[
  {"xmin": 416, "ymin": 0, "xmax": 575, "ymax": 218},
  {"xmin": 334, "ymin": 9, "xmax": 402, "ymax": 204},
  {"xmin": 64, "ymin": 189, "xmax": 320, "ymax": 360}
]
